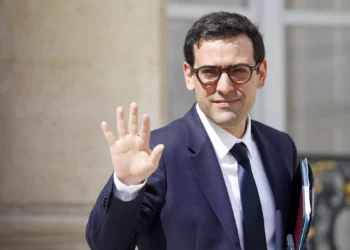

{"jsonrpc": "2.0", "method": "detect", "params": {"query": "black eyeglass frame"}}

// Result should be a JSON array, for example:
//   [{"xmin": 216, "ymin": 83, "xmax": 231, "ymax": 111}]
[{"xmin": 190, "ymin": 62, "xmax": 261, "ymax": 85}]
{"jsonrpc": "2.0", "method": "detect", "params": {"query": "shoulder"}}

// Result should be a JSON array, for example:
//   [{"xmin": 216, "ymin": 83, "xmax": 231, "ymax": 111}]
[
  {"xmin": 251, "ymin": 119, "xmax": 298, "ymax": 161},
  {"xmin": 252, "ymin": 119, "xmax": 299, "ymax": 173},
  {"xmin": 251, "ymin": 119, "xmax": 296, "ymax": 147}
]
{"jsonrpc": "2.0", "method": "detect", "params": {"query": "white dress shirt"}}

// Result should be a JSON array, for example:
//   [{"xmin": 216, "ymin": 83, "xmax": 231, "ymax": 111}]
[{"xmin": 114, "ymin": 104, "xmax": 276, "ymax": 250}]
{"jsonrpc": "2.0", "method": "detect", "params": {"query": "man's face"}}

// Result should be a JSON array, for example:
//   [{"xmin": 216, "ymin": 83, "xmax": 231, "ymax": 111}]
[{"xmin": 184, "ymin": 34, "xmax": 267, "ymax": 134}]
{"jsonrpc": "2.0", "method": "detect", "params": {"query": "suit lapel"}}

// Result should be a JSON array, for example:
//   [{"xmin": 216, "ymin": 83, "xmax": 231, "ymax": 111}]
[
  {"xmin": 190, "ymin": 142, "xmax": 241, "ymax": 248},
  {"xmin": 183, "ymin": 105, "xmax": 240, "ymax": 248},
  {"xmin": 251, "ymin": 122, "xmax": 291, "ymax": 249},
  {"xmin": 251, "ymin": 123, "xmax": 281, "ymax": 208}
]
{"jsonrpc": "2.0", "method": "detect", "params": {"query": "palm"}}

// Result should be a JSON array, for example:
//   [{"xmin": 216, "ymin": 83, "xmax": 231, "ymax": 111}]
[
  {"xmin": 101, "ymin": 103, "xmax": 164, "ymax": 186},
  {"xmin": 111, "ymin": 135, "xmax": 151, "ymax": 176}
]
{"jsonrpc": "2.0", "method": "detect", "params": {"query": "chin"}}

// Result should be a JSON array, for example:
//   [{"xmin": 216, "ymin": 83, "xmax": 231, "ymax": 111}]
[{"xmin": 211, "ymin": 114, "xmax": 242, "ymax": 128}]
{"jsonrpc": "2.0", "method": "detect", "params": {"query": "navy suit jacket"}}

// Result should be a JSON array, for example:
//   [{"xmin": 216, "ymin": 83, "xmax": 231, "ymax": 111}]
[{"xmin": 86, "ymin": 104, "xmax": 300, "ymax": 250}]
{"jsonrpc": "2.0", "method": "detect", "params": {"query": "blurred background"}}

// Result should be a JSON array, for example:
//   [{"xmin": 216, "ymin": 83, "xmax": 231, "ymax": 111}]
[{"xmin": 0, "ymin": 0, "xmax": 349, "ymax": 249}]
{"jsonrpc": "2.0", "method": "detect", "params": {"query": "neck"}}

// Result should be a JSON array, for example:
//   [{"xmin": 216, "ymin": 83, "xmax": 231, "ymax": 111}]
[{"xmin": 223, "ymin": 117, "xmax": 248, "ymax": 138}]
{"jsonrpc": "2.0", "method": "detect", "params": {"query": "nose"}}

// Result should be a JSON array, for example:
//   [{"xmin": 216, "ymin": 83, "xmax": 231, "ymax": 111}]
[{"xmin": 216, "ymin": 72, "xmax": 234, "ymax": 95}]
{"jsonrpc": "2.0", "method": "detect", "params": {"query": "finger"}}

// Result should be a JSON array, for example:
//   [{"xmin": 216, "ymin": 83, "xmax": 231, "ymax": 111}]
[
  {"xmin": 150, "ymin": 144, "xmax": 165, "ymax": 167},
  {"xmin": 139, "ymin": 114, "xmax": 150, "ymax": 143},
  {"xmin": 101, "ymin": 121, "xmax": 116, "ymax": 146},
  {"xmin": 128, "ymin": 102, "xmax": 138, "ymax": 135},
  {"xmin": 116, "ymin": 107, "xmax": 127, "ymax": 138}
]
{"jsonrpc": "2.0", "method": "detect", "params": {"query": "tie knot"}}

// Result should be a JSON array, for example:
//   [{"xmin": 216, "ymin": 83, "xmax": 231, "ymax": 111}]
[{"xmin": 230, "ymin": 142, "xmax": 249, "ymax": 164}]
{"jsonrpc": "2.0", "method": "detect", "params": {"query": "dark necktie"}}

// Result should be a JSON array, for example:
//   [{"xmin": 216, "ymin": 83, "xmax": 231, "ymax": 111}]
[{"xmin": 230, "ymin": 143, "xmax": 267, "ymax": 250}]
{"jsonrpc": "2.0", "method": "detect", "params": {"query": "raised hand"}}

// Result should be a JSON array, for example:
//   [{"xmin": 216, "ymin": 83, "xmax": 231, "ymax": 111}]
[{"xmin": 101, "ymin": 103, "xmax": 164, "ymax": 186}]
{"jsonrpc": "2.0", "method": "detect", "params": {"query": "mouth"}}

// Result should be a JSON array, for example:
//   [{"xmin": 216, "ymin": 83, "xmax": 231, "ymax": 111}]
[{"xmin": 213, "ymin": 99, "xmax": 241, "ymax": 107}]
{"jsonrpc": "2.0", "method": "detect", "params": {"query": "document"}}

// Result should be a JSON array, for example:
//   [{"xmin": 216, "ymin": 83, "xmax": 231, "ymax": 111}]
[{"xmin": 287, "ymin": 158, "xmax": 314, "ymax": 250}]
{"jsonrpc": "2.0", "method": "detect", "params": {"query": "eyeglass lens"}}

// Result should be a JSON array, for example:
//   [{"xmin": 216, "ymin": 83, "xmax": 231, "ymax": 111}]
[{"xmin": 197, "ymin": 65, "xmax": 251, "ymax": 84}]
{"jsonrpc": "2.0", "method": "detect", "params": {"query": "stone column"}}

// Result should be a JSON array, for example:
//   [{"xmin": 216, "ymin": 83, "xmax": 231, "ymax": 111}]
[{"xmin": 0, "ymin": 0, "xmax": 167, "ymax": 249}]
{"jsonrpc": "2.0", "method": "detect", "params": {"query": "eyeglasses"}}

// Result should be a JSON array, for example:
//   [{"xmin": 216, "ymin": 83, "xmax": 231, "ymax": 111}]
[{"xmin": 190, "ymin": 62, "xmax": 261, "ymax": 85}]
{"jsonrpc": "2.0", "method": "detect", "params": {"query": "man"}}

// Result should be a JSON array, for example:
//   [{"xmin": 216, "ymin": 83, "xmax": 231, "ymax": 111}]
[{"xmin": 86, "ymin": 12, "xmax": 300, "ymax": 250}]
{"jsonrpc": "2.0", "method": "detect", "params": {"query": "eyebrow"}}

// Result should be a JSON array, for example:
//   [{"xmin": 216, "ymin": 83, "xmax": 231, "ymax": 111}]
[{"xmin": 200, "ymin": 62, "xmax": 253, "ymax": 68}]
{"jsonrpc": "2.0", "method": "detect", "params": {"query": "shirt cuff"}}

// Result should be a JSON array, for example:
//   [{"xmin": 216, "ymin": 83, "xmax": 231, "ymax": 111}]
[{"xmin": 113, "ymin": 172, "xmax": 146, "ymax": 201}]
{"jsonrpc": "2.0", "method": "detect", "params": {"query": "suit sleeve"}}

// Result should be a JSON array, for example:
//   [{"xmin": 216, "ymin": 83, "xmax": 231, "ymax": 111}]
[{"xmin": 85, "ymin": 139, "xmax": 167, "ymax": 250}]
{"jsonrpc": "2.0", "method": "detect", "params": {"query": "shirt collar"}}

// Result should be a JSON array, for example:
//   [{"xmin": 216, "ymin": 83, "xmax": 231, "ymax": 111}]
[{"xmin": 196, "ymin": 103, "xmax": 253, "ymax": 160}]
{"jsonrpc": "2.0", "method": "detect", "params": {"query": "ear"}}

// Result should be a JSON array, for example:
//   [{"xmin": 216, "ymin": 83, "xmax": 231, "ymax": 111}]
[
  {"xmin": 257, "ymin": 59, "xmax": 267, "ymax": 89},
  {"xmin": 183, "ymin": 62, "xmax": 195, "ymax": 91}
]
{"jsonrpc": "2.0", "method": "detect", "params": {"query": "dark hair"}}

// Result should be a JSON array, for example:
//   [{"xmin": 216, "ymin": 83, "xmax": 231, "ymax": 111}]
[{"xmin": 183, "ymin": 12, "xmax": 265, "ymax": 67}]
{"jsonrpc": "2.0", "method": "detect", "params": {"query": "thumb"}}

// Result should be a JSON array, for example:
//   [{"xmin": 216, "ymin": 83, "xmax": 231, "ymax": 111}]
[{"xmin": 150, "ymin": 144, "xmax": 165, "ymax": 167}]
